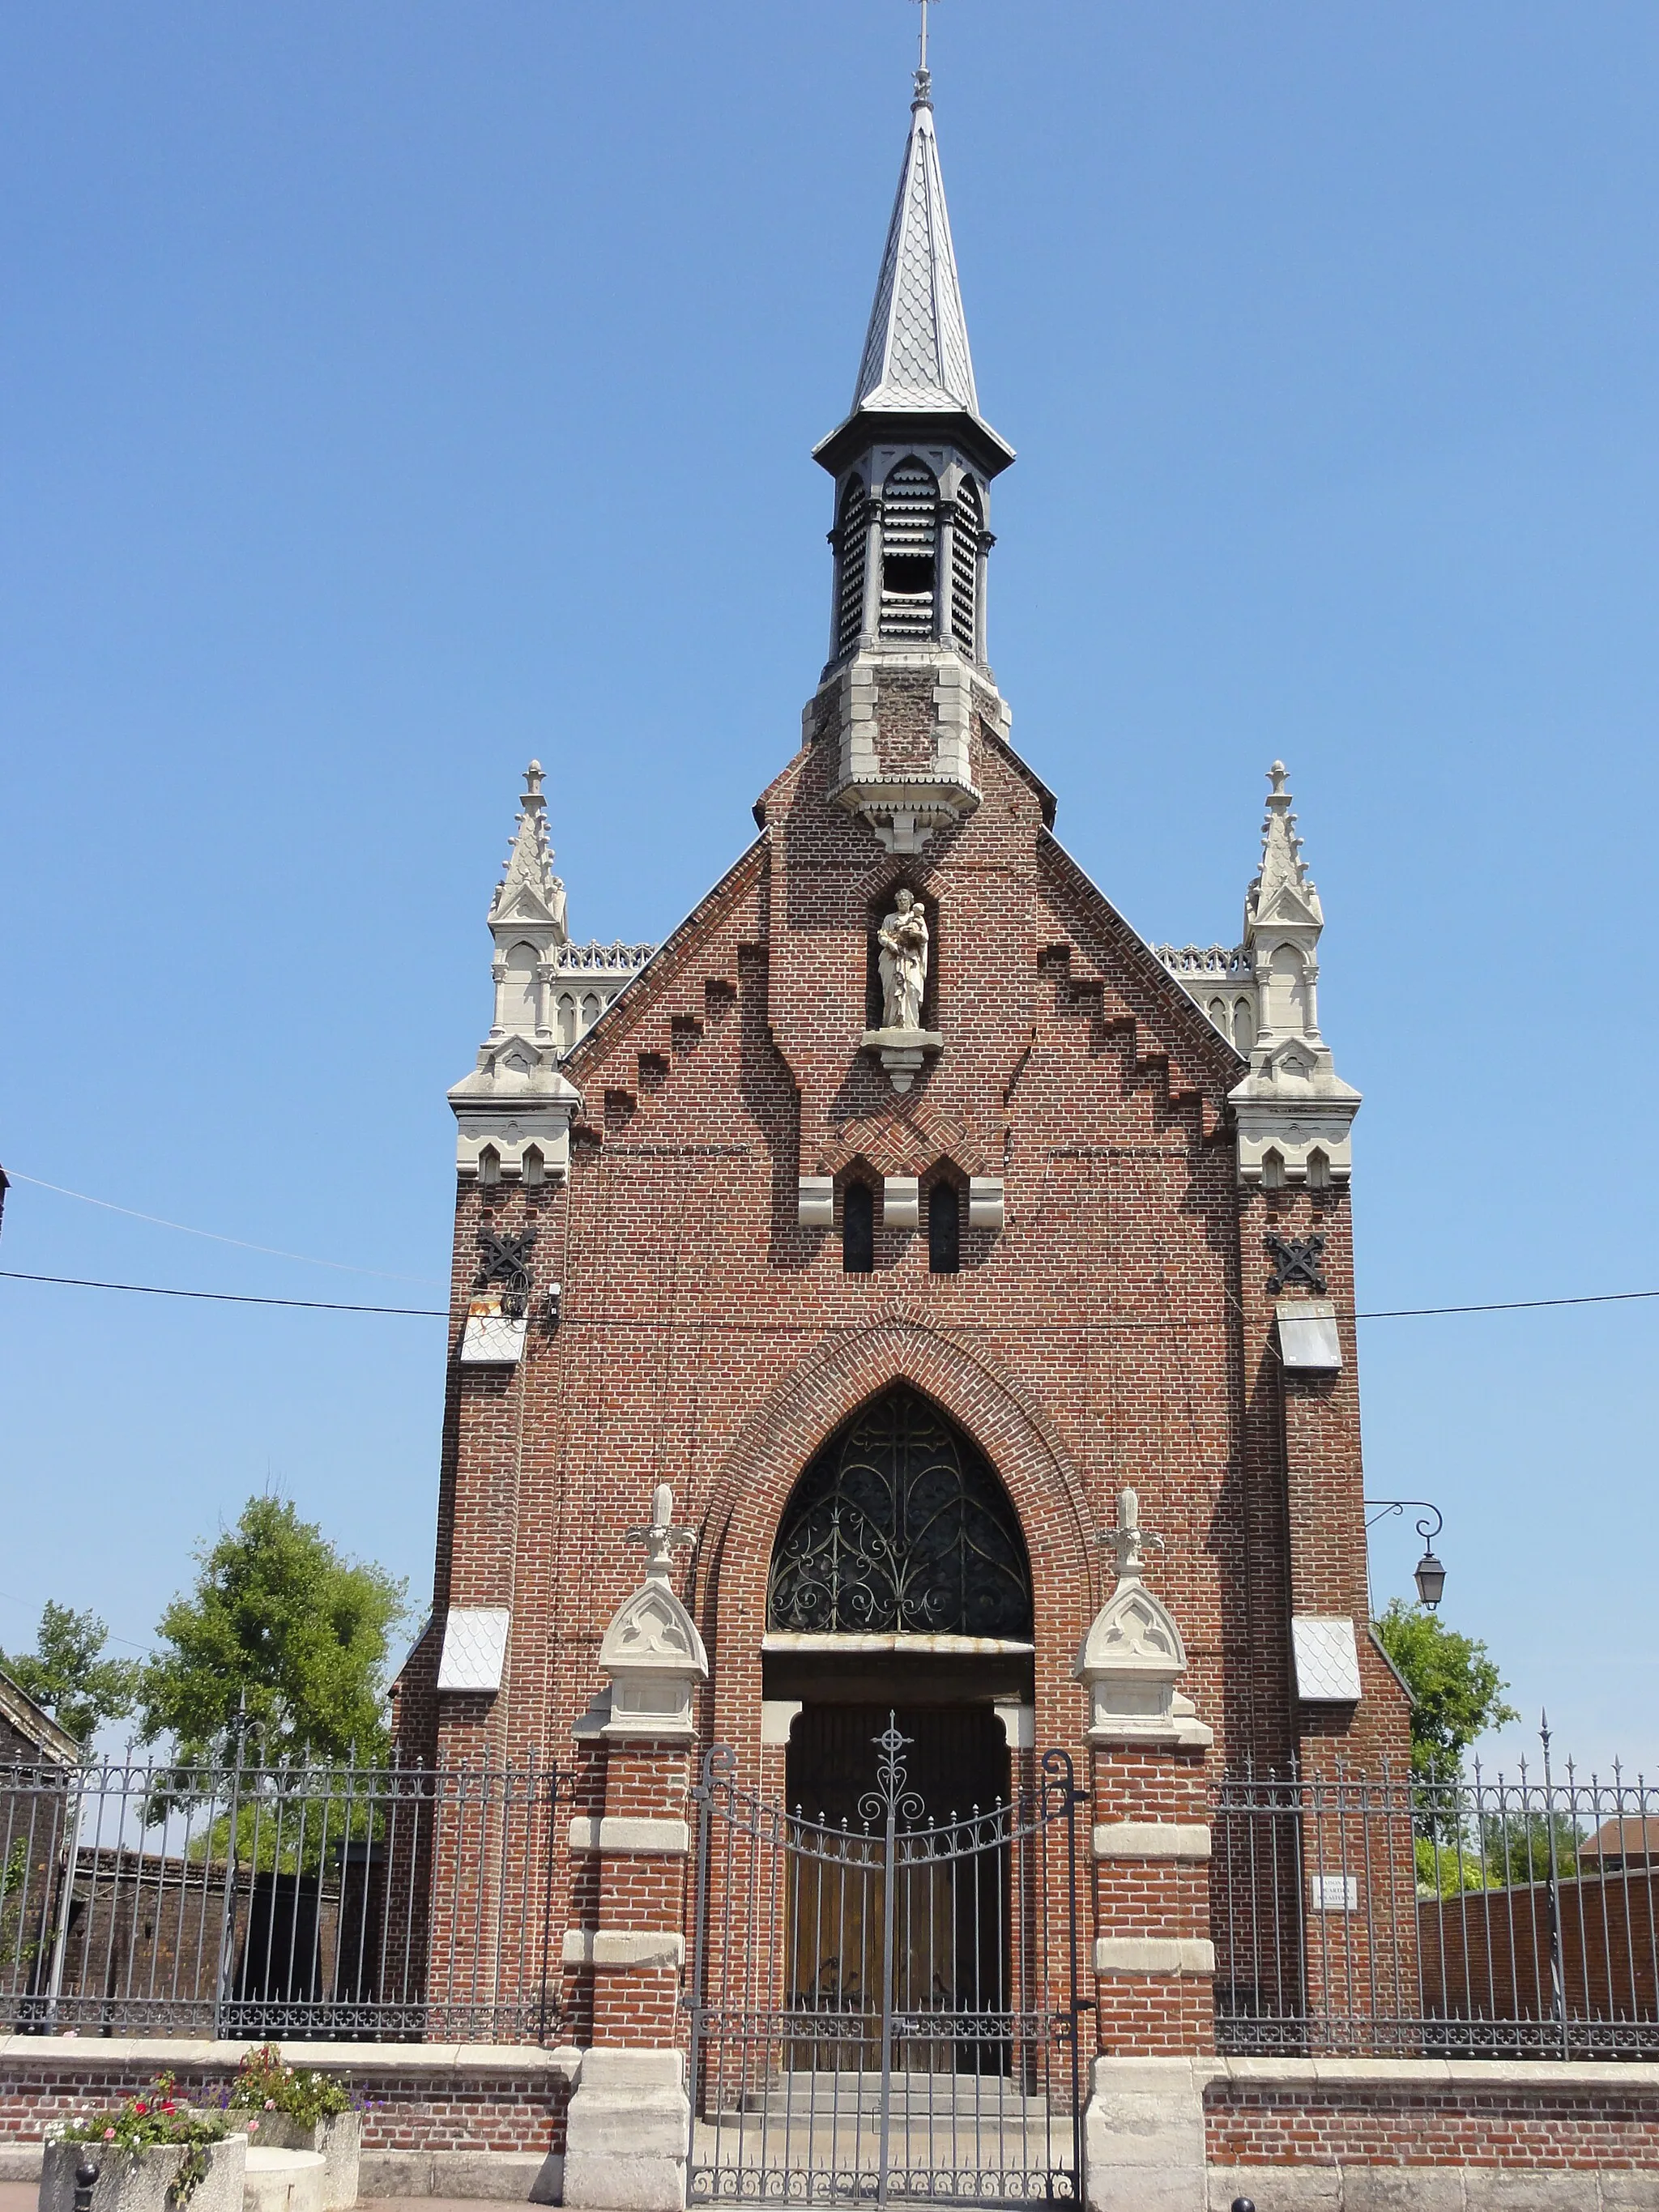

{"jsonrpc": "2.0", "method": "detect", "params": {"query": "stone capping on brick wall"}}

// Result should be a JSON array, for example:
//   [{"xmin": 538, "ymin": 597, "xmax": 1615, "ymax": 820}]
[
  {"xmin": 0, "ymin": 2035, "xmax": 583, "ymax": 2077},
  {"xmin": 1205, "ymin": 2055, "xmax": 1659, "ymax": 2091}
]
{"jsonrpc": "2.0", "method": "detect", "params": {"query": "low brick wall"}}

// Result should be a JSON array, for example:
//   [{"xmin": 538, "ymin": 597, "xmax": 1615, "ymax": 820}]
[
  {"xmin": 1206, "ymin": 2056, "xmax": 1659, "ymax": 2207},
  {"xmin": 0, "ymin": 2038, "xmax": 578, "ymax": 2201},
  {"xmin": 7, "ymin": 2041, "xmax": 1659, "ymax": 2205}
]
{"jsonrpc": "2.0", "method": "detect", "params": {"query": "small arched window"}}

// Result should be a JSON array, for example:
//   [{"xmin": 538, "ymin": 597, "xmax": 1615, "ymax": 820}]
[
  {"xmin": 842, "ymin": 1180, "xmax": 874, "ymax": 1275},
  {"xmin": 951, "ymin": 477, "xmax": 981, "ymax": 653},
  {"xmin": 879, "ymin": 460, "xmax": 938, "ymax": 640},
  {"xmin": 928, "ymin": 1181, "xmax": 960, "ymax": 1275},
  {"xmin": 834, "ymin": 476, "xmax": 869, "ymax": 660},
  {"xmin": 557, "ymin": 995, "xmax": 578, "ymax": 1048},
  {"xmin": 1233, "ymin": 998, "xmax": 1255, "ymax": 1052}
]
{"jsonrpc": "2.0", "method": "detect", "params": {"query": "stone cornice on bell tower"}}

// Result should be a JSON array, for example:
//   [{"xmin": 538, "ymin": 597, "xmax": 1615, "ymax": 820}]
[{"xmin": 807, "ymin": 64, "xmax": 1015, "ymax": 858}]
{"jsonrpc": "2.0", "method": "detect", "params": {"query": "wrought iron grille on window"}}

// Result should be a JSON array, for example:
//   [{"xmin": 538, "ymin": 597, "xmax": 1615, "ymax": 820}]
[{"xmin": 766, "ymin": 1385, "xmax": 1032, "ymax": 1638}]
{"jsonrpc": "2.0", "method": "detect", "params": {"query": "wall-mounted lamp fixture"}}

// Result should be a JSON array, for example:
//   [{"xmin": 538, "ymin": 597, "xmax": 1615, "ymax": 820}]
[{"xmin": 1365, "ymin": 1498, "xmax": 1447, "ymax": 1609}]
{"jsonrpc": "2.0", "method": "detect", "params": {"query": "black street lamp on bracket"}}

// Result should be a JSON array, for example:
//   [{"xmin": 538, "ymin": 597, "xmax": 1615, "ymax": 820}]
[{"xmin": 1365, "ymin": 1498, "xmax": 1447, "ymax": 1609}]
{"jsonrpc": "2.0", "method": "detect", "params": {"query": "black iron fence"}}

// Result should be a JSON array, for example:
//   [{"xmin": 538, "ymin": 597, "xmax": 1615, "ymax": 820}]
[
  {"xmin": 0, "ymin": 1750, "xmax": 559, "ymax": 2042},
  {"xmin": 1212, "ymin": 1760, "xmax": 1659, "ymax": 2058},
  {"xmin": 8, "ymin": 1746, "xmax": 1659, "ymax": 2063}
]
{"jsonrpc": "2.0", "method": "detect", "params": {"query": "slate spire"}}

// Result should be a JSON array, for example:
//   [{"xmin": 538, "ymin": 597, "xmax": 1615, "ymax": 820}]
[
  {"xmin": 851, "ymin": 68, "xmax": 980, "ymax": 418},
  {"xmin": 805, "ymin": 44, "xmax": 1015, "ymax": 864},
  {"xmin": 814, "ymin": 64, "xmax": 1011, "ymax": 478}
]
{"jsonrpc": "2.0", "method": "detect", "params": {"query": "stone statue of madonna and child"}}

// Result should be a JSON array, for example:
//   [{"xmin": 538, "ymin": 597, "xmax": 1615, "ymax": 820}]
[{"xmin": 876, "ymin": 889, "xmax": 929, "ymax": 1034}]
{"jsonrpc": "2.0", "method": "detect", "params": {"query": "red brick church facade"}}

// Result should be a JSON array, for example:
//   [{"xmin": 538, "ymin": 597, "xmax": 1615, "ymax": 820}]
[{"xmin": 395, "ymin": 54, "xmax": 1412, "ymax": 2210}]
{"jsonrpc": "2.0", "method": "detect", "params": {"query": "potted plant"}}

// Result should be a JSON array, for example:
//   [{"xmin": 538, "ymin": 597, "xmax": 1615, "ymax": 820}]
[
  {"xmin": 225, "ymin": 2048, "xmax": 360, "ymax": 2211},
  {"xmin": 43, "ymin": 2078, "xmax": 246, "ymax": 2212}
]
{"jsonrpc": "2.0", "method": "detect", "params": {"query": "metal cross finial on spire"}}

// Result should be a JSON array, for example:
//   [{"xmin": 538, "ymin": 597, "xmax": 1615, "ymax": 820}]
[{"xmin": 911, "ymin": 0, "xmax": 936, "ymax": 107}]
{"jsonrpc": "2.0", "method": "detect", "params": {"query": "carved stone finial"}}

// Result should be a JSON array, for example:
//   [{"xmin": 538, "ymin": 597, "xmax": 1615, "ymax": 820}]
[
  {"xmin": 599, "ymin": 1481, "xmax": 707, "ymax": 1740},
  {"xmin": 1077, "ymin": 1487, "xmax": 1209, "ymax": 1750},
  {"xmin": 1098, "ymin": 1485, "xmax": 1165, "ymax": 1587},
  {"xmin": 524, "ymin": 759, "xmax": 544, "ymax": 799},
  {"xmin": 626, "ymin": 1481, "xmax": 697, "ymax": 1583}
]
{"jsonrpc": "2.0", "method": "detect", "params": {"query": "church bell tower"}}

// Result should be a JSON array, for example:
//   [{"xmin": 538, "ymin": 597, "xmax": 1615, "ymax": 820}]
[{"xmin": 808, "ymin": 58, "xmax": 1015, "ymax": 856}]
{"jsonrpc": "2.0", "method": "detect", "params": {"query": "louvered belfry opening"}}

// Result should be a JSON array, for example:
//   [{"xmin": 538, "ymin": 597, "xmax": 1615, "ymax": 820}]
[
  {"xmin": 834, "ymin": 476, "xmax": 869, "ymax": 660},
  {"xmin": 879, "ymin": 460, "xmax": 939, "ymax": 640},
  {"xmin": 951, "ymin": 477, "xmax": 981, "ymax": 654}
]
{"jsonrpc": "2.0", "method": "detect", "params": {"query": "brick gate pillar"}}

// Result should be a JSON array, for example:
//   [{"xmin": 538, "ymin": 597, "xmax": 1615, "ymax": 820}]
[
  {"xmin": 1075, "ymin": 1487, "xmax": 1214, "ymax": 2212},
  {"xmin": 562, "ymin": 1483, "xmax": 707, "ymax": 2212}
]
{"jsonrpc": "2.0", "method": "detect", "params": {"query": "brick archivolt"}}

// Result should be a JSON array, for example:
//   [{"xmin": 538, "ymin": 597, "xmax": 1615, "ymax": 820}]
[{"xmin": 697, "ymin": 1315, "xmax": 1100, "ymax": 1741}]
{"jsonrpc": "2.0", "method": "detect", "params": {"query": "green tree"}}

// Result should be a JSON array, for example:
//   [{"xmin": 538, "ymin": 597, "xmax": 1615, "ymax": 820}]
[
  {"xmin": 0, "ymin": 1600, "xmax": 140, "ymax": 1746},
  {"xmin": 1481, "ymin": 1808, "xmax": 1580, "ymax": 1886},
  {"xmin": 138, "ymin": 1497, "xmax": 406, "ymax": 1767},
  {"xmin": 1373, "ymin": 1598, "xmax": 1519, "ymax": 1792}
]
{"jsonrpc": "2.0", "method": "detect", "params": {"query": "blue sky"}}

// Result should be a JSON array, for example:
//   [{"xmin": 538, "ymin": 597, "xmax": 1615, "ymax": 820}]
[{"xmin": 2, "ymin": 2, "xmax": 1655, "ymax": 1775}]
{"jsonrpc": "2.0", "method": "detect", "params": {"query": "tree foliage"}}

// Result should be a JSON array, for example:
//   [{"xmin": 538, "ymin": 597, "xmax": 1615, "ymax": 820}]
[
  {"xmin": 0, "ymin": 1600, "xmax": 140, "ymax": 1746},
  {"xmin": 138, "ymin": 1497, "xmax": 406, "ymax": 1767},
  {"xmin": 1373, "ymin": 1598, "xmax": 1519, "ymax": 1788}
]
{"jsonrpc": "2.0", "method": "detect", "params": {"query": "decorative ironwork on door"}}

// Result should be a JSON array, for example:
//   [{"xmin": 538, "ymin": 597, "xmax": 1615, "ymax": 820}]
[{"xmin": 685, "ymin": 1716, "xmax": 1084, "ymax": 2205}]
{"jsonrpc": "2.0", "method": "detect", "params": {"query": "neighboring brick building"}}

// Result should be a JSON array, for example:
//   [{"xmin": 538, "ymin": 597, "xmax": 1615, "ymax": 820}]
[{"xmin": 395, "ymin": 52, "xmax": 1415, "ymax": 2211}]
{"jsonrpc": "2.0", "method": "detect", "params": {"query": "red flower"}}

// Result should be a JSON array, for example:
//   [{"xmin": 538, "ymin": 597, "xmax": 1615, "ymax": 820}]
[
  {"xmin": 134, "ymin": 2103, "xmax": 149, "ymax": 2116},
  {"xmin": 160, "ymin": 2103, "xmax": 177, "ymax": 2115}
]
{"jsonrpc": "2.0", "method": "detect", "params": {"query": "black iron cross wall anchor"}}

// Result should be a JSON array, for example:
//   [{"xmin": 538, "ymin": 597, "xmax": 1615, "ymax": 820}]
[
  {"xmin": 476, "ymin": 1225, "xmax": 537, "ymax": 1320},
  {"xmin": 1265, "ymin": 1229, "xmax": 1327, "ymax": 1296}
]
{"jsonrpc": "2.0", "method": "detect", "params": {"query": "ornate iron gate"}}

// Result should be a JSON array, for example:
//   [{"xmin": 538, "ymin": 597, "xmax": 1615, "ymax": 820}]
[{"xmin": 685, "ymin": 1717, "xmax": 1084, "ymax": 2205}]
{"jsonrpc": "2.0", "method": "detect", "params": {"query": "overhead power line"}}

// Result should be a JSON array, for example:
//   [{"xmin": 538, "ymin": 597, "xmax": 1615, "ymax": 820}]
[
  {"xmin": 0, "ymin": 1270, "xmax": 445, "ymax": 1318},
  {"xmin": 6, "ymin": 1171, "xmax": 442, "ymax": 1286},
  {"xmin": 2, "ymin": 1268, "xmax": 1657, "ymax": 1327}
]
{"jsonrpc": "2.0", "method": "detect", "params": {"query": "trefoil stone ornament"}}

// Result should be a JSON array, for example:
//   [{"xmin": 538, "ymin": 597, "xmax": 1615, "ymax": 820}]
[
  {"xmin": 1074, "ymin": 1488, "xmax": 1212, "ymax": 1750},
  {"xmin": 597, "ymin": 1481, "xmax": 708, "ymax": 1740},
  {"xmin": 861, "ymin": 889, "xmax": 943, "ymax": 1094}
]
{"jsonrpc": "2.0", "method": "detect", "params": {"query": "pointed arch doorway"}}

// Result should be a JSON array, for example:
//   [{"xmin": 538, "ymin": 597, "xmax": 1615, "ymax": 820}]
[
  {"xmin": 765, "ymin": 1383, "xmax": 1037, "ymax": 1841},
  {"xmin": 688, "ymin": 1392, "xmax": 1079, "ymax": 2199}
]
